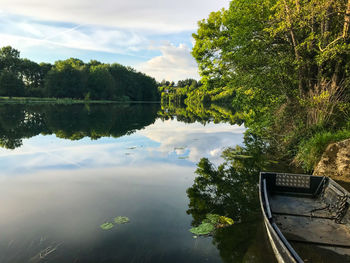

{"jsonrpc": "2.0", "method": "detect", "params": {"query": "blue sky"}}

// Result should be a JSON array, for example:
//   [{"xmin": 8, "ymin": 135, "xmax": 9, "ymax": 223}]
[{"xmin": 0, "ymin": 0, "xmax": 229, "ymax": 81}]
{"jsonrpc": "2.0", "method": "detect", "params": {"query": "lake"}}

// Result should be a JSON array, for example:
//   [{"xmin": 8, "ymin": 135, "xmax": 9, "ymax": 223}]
[{"xmin": 0, "ymin": 103, "xmax": 276, "ymax": 263}]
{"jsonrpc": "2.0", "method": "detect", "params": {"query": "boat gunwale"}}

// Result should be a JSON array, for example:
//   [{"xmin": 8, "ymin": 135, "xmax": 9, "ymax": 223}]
[{"xmin": 259, "ymin": 172, "xmax": 305, "ymax": 263}]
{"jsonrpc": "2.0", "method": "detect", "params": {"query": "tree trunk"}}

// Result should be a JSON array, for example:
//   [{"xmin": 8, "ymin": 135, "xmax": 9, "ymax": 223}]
[
  {"xmin": 283, "ymin": 0, "xmax": 304, "ymax": 96},
  {"xmin": 343, "ymin": 0, "xmax": 350, "ymax": 39}
]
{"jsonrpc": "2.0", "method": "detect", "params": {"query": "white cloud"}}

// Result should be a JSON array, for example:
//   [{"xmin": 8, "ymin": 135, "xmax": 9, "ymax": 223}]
[
  {"xmin": 137, "ymin": 43, "xmax": 200, "ymax": 81},
  {"xmin": 138, "ymin": 119, "xmax": 245, "ymax": 164},
  {"xmin": 0, "ymin": 1, "xmax": 231, "ymax": 75},
  {"xmin": 0, "ymin": 0, "xmax": 230, "ymax": 33},
  {"xmin": 0, "ymin": 18, "xmax": 146, "ymax": 55}
]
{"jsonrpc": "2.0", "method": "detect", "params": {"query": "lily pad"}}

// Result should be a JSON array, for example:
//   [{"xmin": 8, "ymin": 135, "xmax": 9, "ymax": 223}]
[
  {"xmin": 190, "ymin": 222, "xmax": 215, "ymax": 235},
  {"xmin": 220, "ymin": 216, "xmax": 234, "ymax": 226},
  {"xmin": 178, "ymin": 156, "xmax": 189, "ymax": 159},
  {"xmin": 100, "ymin": 222, "xmax": 114, "ymax": 230},
  {"xmin": 189, "ymin": 214, "xmax": 234, "ymax": 236},
  {"xmin": 114, "ymin": 216, "xmax": 130, "ymax": 224},
  {"xmin": 206, "ymin": 214, "xmax": 221, "ymax": 224}
]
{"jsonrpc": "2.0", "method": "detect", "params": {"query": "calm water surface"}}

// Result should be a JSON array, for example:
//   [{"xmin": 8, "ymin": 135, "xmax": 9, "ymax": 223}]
[{"xmin": 0, "ymin": 104, "xmax": 275, "ymax": 262}]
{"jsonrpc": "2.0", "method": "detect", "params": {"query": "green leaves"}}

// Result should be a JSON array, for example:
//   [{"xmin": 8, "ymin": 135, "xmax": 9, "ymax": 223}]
[
  {"xmin": 189, "ymin": 214, "xmax": 234, "ymax": 236},
  {"xmin": 100, "ymin": 216, "xmax": 130, "ymax": 230},
  {"xmin": 100, "ymin": 222, "xmax": 114, "ymax": 230},
  {"xmin": 114, "ymin": 216, "xmax": 130, "ymax": 224},
  {"xmin": 190, "ymin": 222, "xmax": 215, "ymax": 236}
]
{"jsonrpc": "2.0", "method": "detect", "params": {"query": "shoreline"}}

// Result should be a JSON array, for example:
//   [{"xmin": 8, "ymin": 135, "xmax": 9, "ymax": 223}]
[{"xmin": 0, "ymin": 97, "xmax": 161, "ymax": 105}]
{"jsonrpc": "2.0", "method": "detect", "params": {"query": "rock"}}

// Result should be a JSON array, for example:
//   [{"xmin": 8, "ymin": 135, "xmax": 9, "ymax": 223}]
[{"xmin": 314, "ymin": 139, "xmax": 350, "ymax": 181}]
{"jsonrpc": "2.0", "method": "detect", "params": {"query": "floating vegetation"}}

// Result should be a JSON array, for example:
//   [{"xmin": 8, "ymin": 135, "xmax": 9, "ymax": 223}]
[
  {"xmin": 100, "ymin": 222, "xmax": 114, "ymax": 230},
  {"xmin": 178, "ymin": 156, "xmax": 189, "ymax": 159},
  {"xmin": 190, "ymin": 222, "xmax": 215, "ymax": 235},
  {"xmin": 114, "ymin": 216, "xmax": 130, "ymax": 224},
  {"xmin": 219, "ymin": 216, "xmax": 234, "ymax": 226},
  {"xmin": 206, "ymin": 214, "xmax": 221, "ymax": 224},
  {"xmin": 189, "ymin": 214, "xmax": 234, "ymax": 236},
  {"xmin": 100, "ymin": 216, "xmax": 130, "ymax": 230}
]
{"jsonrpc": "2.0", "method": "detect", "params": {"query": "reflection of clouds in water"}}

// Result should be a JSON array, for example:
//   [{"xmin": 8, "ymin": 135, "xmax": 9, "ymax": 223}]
[
  {"xmin": 0, "ymin": 119, "xmax": 245, "ymax": 173},
  {"xmin": 0, "ymin": 164, "xmax": 194, "ymax": 242},
  {"xmin": 138, "ymin": 119, "xmax": 245, "ymax": 164}
]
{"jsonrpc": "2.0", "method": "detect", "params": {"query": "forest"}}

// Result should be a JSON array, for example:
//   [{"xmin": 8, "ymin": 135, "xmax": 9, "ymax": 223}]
[
  {"xmin": 160, "ymin": 0, "xmax": 350, "ymax": 172},
  {"xmin": 0, "ymin": 46, "xmax": 159, "ymax": 101}
]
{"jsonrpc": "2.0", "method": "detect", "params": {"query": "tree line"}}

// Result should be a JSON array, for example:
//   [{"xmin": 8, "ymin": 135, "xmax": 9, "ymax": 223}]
[
  {"xmin": 0, "ymin": 46, "xmax": 159, "ymax": 101},
  {"xmin": 0, "ymin": 103, "xmax": 159, "ymax": 149},
  {"xmin": 160, "ymin": 0, "xmax": 350, "ymax": 171}
]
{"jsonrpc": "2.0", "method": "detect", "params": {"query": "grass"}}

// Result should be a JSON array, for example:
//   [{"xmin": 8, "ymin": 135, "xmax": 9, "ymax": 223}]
[
  {"xmin": 295, "ymin": 129, "xmax": 350, "ymax": 171},
  {"xmin": 0, "ymin": 96, "xmax": 160, "ymax": 104}
]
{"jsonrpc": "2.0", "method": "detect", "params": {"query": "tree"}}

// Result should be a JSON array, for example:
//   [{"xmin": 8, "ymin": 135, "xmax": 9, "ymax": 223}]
[
  {"xmin": 45, "ymin": 58, "xmax": 87, "ymax": 98},
  {"xmin": 268, "ymin": 0, "xmax": 350, "ymax": 94},
  {"xmin": 88, "ymin": 64, "xmax": 115, "ymax": 99},
  {"xmin": 0, "ymin": 70, "xmax": 25, "ymax": 97},
  {"xmin": 20, "ymin": 59, "xmax": 43, "ymax": 96},
  {"xmin": 0, "ymin": 46, "xmax": 21, "ymax": 72}
]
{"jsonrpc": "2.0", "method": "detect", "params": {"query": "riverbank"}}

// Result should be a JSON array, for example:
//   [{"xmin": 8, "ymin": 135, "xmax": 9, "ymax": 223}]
[{"xmin": 0, "ymin": 96, "xmax": 160, "ymax": 105}]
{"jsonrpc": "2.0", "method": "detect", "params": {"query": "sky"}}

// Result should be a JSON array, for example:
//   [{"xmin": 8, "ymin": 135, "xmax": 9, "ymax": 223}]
[{"xmin": 0, "ymin": 0, "xmax": 230, "ymax": 82}]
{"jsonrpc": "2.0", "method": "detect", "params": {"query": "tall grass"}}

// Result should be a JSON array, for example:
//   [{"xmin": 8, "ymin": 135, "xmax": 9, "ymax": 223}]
[{"xmin": 295, "ymin": 129, "xmax": 350, "ymax": 171}]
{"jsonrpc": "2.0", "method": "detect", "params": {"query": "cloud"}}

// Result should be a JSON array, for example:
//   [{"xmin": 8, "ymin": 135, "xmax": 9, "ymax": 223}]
[
  {"xmin": 137, "ymin": 43, "xmax": 200, "ymax": 81},
  {"xmin": 0, "ymin": 0, "xmax": 230, "ymax": 33},
  {"xmin": 0, "ymin": 1, "xmax": 230, "ymax": 75},
  {"xmin": 0, "ymin": 15, "xmax": 147, "ymax": 55},
  {"xmin": 138, "ymin": 119, "xmax": 245, "ymax": 165}
]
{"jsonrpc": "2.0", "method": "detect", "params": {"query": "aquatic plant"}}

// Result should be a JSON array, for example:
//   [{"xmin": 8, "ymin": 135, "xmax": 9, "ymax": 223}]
[
  {"xmin": 189, "ymin": 214, "xmax": 234, "ymax": 236},
  {"xmin": 190, "ymin": 222, "xmax": 215, "ymax": 235},
  {"xmin": 206, "ymin": 214, "xmax": 221, "ymax": 224},
  {"xmin": 219, "ymin": 216, "xmax": 234, "ymax": 226},
  {"xmin": 114, "ymin": 216, "xmax": 130, "ymax": 224},
  {"xmin": 100, "ymin": 216, "xmax": 130, "ymax": 230},
  {"xmin": 100, "ymin": 222, "xmax": 114, "ymax": 230}
]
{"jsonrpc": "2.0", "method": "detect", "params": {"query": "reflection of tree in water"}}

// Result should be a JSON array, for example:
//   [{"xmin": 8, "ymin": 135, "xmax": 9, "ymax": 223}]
[
  {"xmin": 0, "ymin": 103, "xmax": 159, "ymax": 149},
  {"xmin": 158, "ymin": 103, "xmax": 244, "ymax": 126},
  {"xmin": 187, "ymin": 132, "xmax": 276, "ymax": 262}
]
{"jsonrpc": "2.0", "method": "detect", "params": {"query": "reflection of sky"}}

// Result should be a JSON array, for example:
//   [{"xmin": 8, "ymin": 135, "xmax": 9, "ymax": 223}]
[
  {"xmin": 0, "ymin": 118, "xmax": 245, "ymax": 175},
  {"xmin": 0, "ymin": 118, "xmax": 244, "ymax": 262}
]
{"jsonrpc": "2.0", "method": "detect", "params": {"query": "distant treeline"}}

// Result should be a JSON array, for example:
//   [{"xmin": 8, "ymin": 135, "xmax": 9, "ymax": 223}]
[
  {"xmin": 0, "ymin": 103, "xmax": 159, "ymax": 149},
  {"xmin": 0, "ymin": 46, "xmax": 159, "ymax": 101}
]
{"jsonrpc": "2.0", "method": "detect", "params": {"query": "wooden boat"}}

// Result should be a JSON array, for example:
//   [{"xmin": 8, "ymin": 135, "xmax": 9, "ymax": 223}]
[{"xmin": 259, "ymin": 172, "xmax": 350, "ymax": 263}]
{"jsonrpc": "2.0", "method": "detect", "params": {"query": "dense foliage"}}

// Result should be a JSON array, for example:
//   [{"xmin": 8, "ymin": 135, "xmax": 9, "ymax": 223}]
[
  {"xmin": 0, "ymin": 46, "xmax": 159, "ymax": 101},
  {"xmin": 161, "ymin": 0, "xmax": 350, "ymax": 171}
]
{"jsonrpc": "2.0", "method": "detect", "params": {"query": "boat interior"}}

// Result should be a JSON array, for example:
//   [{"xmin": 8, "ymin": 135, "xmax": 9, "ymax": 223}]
[{"xmin": 261, "ymin": 172, "xmax": 350, "ymax": 262}]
